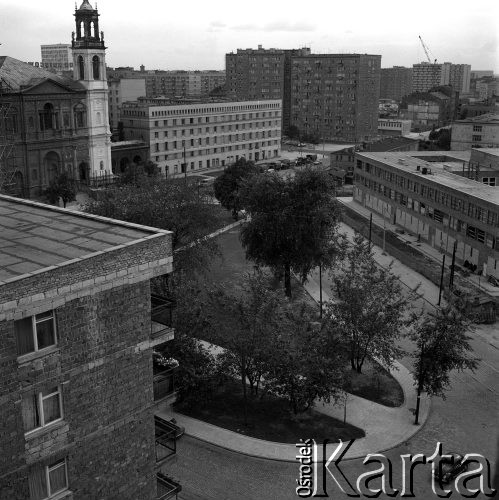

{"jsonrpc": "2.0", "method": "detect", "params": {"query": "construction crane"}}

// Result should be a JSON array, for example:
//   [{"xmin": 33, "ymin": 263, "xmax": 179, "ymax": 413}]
[{"xmin": 418, "ymin": 35, "xmax": 437, "ymax": 64}]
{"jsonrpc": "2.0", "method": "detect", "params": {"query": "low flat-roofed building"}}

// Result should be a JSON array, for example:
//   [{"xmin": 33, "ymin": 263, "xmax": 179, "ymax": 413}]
[
  {"xmin": 451, "ymin": 113, "xmax": 499, "ymax": 150},
  {"xmin": 353, "ymin": 150, "xmax": 499, "ymax": 278},
  {"xmin": 121, "ymin": 97, "xmax": 281, "ymax": 176},
  {"xmin": 0, "ymin": 195, "xmax": 181, "ymax": 499},
  {"xmin": 378, "ymin": 118, "xmax": 412, "ymax": 136}
]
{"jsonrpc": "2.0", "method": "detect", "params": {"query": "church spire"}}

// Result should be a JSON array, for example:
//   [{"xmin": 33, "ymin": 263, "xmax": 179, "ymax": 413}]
[{"xmin": 72, "ymin": 0, "xmax": 105, "ymax": 50}]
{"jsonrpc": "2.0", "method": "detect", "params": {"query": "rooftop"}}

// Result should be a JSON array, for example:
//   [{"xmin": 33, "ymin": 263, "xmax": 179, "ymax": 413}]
[
  {"xmin": 455, "ymin": 113, "xmax": 499, "ymax": 124},
  {"xmin": 0, "ymin": 195, "xmax": 170, "ymax": 284},
  {"xmin": 356, "ymin": 151, "xmax": 499, "ymax": 206},
  {"xmin": 0, "ymin": 56, "xmax": 82, "ymax": 92}
]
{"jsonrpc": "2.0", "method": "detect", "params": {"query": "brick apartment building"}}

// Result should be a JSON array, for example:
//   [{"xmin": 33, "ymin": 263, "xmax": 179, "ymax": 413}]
[
  {"xmin": 380, "ymin": 66, "xmax": 413, "ymax": 101},
  {"xmin": 225, "ymin": 45, "xmax": 311, "ymax": 131},
  {"xmin": 290, "ymin": 54, "xmax": 381, "ymax": 143},
  {"xmin": 0, "ymin": 195, "xmax": 181, "ymax": 499}
]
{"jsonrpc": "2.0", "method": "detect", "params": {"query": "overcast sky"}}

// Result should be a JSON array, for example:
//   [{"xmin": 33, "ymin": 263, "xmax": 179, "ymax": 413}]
[{"xmin": 1, "ymin": 0, "xmax": 498, "ymax": 72}]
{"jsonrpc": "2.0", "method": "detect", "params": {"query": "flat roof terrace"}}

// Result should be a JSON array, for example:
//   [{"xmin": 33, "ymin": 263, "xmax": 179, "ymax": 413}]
[
  {"xmin": 0, "ymin": 195, "xmax": 170, "ymax": 284},
  {"xmin": 357, "ymin": 152, "xmax": 499, "ymax": 207}
]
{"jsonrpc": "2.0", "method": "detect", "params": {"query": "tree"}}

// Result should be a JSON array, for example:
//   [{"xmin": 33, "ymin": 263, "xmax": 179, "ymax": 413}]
[
  {"xmin": 239, "ymin": 168, "xmax": 343, "ymax": 297},
  {"xmin": 327, "ymin": 233, "xmax": 414, "ymax": 373},
  {"xmin": 285, "ymin": 125, "xmax": 300, "ymax": 140},
  {"xmin": 410, "ymin": 305, "xmax": 479, "ymax": 424},
  {"xmin": 119, "ymin": 160, "xmax": 159, "ymax": 186},
  {"xmin": 44, "ymin": 172, "xmax": 76, "ymax": 208},
  {"xmin": 265, "ymin": 304, "xmax": 345, "ymax": 414},
  {"xmin": 84, "ymin": 177, "xmax": 220, "ymax": 275},
  {"xmin": 213, "ymin": 158, "xmax": 258, "ymax": 219},
  {"xmin": 205, "ymin": 271, "xmax": 284, "ymax": 424}
]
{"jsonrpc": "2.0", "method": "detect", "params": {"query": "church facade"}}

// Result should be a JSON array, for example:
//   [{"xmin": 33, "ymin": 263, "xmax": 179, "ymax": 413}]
[{"xmin": 0, "ymin": 0, "xmax": 112, "ymax": 197}]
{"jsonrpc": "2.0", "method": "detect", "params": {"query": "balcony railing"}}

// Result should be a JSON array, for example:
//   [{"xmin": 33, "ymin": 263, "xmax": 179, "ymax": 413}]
[
  {"xmin": 156, "ymin": 473, "xmax": 182, "ymax": 500},
  {"xmin": 153, "ymin": 366, "xmax": 177, "ymax": 401},
  {"xmin": 151, "ymin": 294, "xmax": 175, "ymax": 339},
  {"xmin": 155, "ymin": 415, "xmax": 177, "ymax": 463}
]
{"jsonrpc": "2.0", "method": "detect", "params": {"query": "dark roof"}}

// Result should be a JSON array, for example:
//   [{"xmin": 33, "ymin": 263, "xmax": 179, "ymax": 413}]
[
  {"xmin": 0, "ymin": 195, "xmax": 171, "ymax": 283},
  {"xmin": 364, "ymin": 136, "xmax": 419, "ymax": 152},
  {"xmin": 0, "ymin": 56, "xmax": 83, "ymax": 92}
]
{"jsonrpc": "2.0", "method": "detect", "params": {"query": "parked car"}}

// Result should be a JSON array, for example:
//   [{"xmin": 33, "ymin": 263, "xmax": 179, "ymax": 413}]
[
  {"xmin": 432, "ymin": 452, "xmax": 468, "ymax": 484},
  {"xmin": 297, "ymin": 142, "xmax": 306, "ymax": 147}
]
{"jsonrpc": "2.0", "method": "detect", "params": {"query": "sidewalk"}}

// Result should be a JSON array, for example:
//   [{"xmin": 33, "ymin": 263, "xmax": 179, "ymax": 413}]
[
  {"xmin": 157, "ymin": 266, "xmax": 431, "ymax": 462},
  {"xmin": 338, "ymin": 197, "xmax": 499, "ymax": 299}
]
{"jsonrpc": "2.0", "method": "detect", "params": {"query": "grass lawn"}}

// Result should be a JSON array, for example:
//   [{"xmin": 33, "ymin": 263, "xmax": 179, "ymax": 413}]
[
  {"xmin": 345, "ymin": 359, "xmax": 404, "ymax": 407},
  {"xmin": 204, "ymin": 226, "xmax": 404, "ymax": 408},
  {"xmin": 175, "ymin": 381, "xmax": 365, "ymax": 443}
]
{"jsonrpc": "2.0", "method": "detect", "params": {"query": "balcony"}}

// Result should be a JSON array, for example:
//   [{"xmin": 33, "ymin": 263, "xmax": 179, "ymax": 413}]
[
  {"xmin": 151, "ymin": 294, "xmax": 175, "ymax": 342},
  {"xmin": 156, "ymin": 473, "xmax": 182, "ymax": 500},
  {"xmin": 153, "ymin": 364, "xmax": 178, "ymax": 402},
  {"xmin": 155, "ymin": 415, "xmax": 177, "ymax": 464}
]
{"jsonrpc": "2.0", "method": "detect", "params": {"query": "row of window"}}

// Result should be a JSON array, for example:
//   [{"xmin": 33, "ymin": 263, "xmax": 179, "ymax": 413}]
[
  {"xmin": 148, "ymin": 103, "xmax": 281, "ymax": 118},
  {"xmin": 356, "ymin": 160, "xmax": 499, "ymax": 227},
  {"xmin": 151, "ymin": 121, "xmax": 280, "ymax": 131},
  {"xmin": 151, "ymin": 140, "xmax": 280, "ymax": 160},
  {"xmin": 356, "ymin": 174, "xmax": 499, "ymax": 249},
  {"xmin": 152, "ymin": 130, "xmax": 278, "ymax": 145}
]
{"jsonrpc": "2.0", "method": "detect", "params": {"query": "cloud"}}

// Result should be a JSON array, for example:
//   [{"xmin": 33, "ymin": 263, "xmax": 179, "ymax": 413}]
[
  {"xmin": 209, "ymin": 20, "xmax": 227, "ymax": 29},
  {"xmin": 231, "ymin": 23, "xmax": 259, "ymax": 31},
  {"xmin": 230, "ymin": 21, "xmax": 315, "ymax": 32},
  {"xmin": 262, "ymin": 21, "xmax": 316, "ymax": 32}
]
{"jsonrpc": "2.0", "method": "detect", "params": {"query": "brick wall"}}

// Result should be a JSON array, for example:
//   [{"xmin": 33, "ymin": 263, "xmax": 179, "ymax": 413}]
[{"xmin": 0, "ymin": 281, "xmax": 159, "ymax": 500}]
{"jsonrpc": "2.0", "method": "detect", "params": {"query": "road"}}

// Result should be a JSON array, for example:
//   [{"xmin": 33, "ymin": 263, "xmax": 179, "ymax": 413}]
[{"xmin": 167, "ymin": 225, "xmax": 498, "ymax": 499}]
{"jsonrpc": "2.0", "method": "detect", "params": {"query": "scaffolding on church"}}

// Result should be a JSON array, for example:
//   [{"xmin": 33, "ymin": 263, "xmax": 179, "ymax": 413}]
[{"xmin": 0, "ymin": 77, "xmax": 17, "ymax": 194}]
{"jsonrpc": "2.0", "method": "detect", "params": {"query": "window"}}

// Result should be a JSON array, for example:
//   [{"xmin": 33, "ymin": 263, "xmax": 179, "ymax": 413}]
[
  {"xmin": 29, "ymin": 458, "xmax": 68, "ymax": 500},
  {"xmin": 473, "ymin": 125, "xmax": 482, "ymax": 132},
  {"xmin": 15, "ymin": 311, "xmax": 57, "ymax": 356},
  {"xmin": 74, "ymin": 104, "xmax": 86, "ymax": 128},
  {"xmin": 92, "ymin": 55, "xmax": 100, "ymax": 80},
  {"xmin": 22, "ymin": 386, "xmax": 63, "ymax": 433},
  {"xmin": 78, "ymin": 55, "xmax": 84, "ymax": 80},
  {"xmin": 472, "ymin": 135, "xmax": 482, "ymax": 142}
]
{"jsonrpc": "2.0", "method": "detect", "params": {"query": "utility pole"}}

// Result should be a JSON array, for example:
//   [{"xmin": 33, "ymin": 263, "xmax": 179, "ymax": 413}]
[
  {"xmin": 438, "ymin": 254, "xmax": 446, "ymax": 306},
  {"xmin": 449, "ymin": 241, "xmax": 457, "ymax": 290},
  {"xmin": 182, "ymin": 145, "xmax": 187, "ymax": 184},
  {"xmin": 414, "ymin": 341, "xmax": 425, "ymax": 425},
  {"xmin": 368, "ymin": 213, "xmax": 373, "ymax": 250},
  {"xmin": 319, "ymin": 263, "xmax": 323, "ymax": 319}
]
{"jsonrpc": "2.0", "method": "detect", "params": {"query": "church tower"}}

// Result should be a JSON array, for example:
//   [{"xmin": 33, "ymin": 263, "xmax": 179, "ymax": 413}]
[{"xmin": 71, "ymin": 0, "xmax": 112, "ymax": 178}]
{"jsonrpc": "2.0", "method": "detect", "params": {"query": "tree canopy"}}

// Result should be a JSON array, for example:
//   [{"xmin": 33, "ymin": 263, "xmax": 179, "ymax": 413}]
[
  {"xmin": 213, "ymin": 158, "xmax": 259, "ymax": 219},
  {"xmin": 44, "ymin": 172, "xmax": 76, "ymax": 208},
  {"xmin": 84, "ymin": 177, "xmax": 220, "ymax": 274},
  {"xmin": 326, "ymin": 233, "xmax": 414, "ymax": 373},
  {"xmin": 410, "ymin": 305, "xmax": 478, "ymax": 399},
  {"xmin": 239, "ymin": 168, "xmax": 344, "ymax": 297}
]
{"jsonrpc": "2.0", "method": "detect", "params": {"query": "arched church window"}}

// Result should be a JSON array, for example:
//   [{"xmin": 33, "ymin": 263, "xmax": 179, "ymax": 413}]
[
  {"xmin": 74, "ymin": 103, "xmax": 87, "ymax": 128},
  {"xmin": 90, "ymin": 21, "xmax": 95, "ymax": 37},
  {"xmin": 92, "ymin": 56, "xmax": 100, "ymax": 80},
  {"xmin": 39, "ymin": 103, "xmax": 55, "ymax": 131},
  {"xmin": 78, "ymin": 55, "xmax": 85, "ymax": 80}
]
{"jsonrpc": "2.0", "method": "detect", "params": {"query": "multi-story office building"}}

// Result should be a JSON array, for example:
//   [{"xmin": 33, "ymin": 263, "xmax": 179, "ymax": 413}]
[
  {"xmin": 290, "ymin": 54, "xmax": 381, "ymax": 143},
  {"xmin": 0, "ymin": 195, "xmax": 181, "ymax": 499},
  {"xmin": 121, "ymin": 97, "xmax": 281, "ymax": 175},
  {"xmin": 145, "ymin": 71, "xmax": 226, "ymax": 98},
  {"xmin": 380, "ymin": 66, "xmax": 413, "ymax": 101},
  {"xmin": 412, "ymin": 62, "xmax": 445, "ymax": 93},
  {"xmin": 40, "ymin": 44, "xmax": 73, "ymax": 72},
  {"xmin": 353, "ymin": 150, "xmax": 499, "ymax": 278},
  {"xmin": 471, "ymin": 70, "xmax": 494, "ymax": 80},
  {"xmin": 108, "ymin": 77, "xmax": 146, "ymax": 137},
  {"xmin": 225, "ymin": 45, "xmax": 311, "ymax": 131},
  {"xmin": 412, "ymin": 62, "xmax": 471, "ymax": 94},
  {"xmin": 451, "ymin": 113, "xmax": 499, "ymax": 150},
  {"xmin": 475, "ymin": 78, "xmax": 499, "ymax": 101}
]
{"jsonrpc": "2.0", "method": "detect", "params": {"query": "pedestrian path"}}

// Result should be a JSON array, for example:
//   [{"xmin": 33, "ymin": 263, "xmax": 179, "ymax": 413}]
[{"xmin": 158, "ymin": 270, "xmax": 431, "ymax": 462}]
